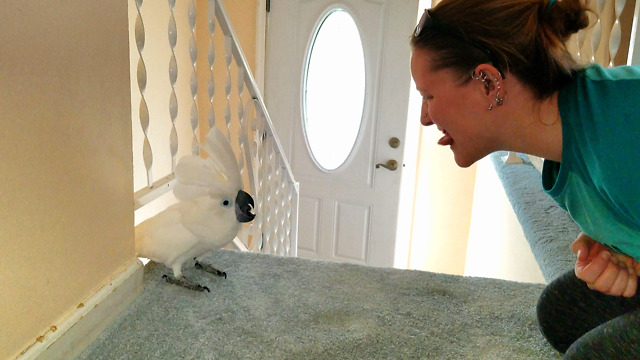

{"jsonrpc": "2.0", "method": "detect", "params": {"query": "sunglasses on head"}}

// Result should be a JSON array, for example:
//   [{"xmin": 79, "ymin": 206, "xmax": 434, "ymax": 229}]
[{"xmin": 414, "ymin": 9, "xmax": 504, "ymax": 79}]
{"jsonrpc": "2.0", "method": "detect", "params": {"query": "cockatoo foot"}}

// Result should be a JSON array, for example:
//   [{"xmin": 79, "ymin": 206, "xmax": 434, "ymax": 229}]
[
  {"xmin": 162, "ymin": 274, "xmax": 210, "ymax": 292},
  {"xmin": 194, "ymin": 260, "xmax": 227, "ymax": 279}
]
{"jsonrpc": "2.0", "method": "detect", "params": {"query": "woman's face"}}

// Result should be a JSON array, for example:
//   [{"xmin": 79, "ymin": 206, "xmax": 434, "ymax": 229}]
[{"xmin": 410, "ymin": 47, "xmax": 496, "ymax": 168}]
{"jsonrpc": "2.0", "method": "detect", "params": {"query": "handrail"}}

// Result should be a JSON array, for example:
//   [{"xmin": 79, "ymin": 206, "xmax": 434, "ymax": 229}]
[{"xmin": 213, "ymin": 0, "xmax": 296, "ymax": 184}]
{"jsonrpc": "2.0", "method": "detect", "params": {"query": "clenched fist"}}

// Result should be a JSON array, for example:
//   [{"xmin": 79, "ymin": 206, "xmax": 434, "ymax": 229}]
[{"xmin": 572, "ymin": 233, "xmax": 640, "ymax": 298}]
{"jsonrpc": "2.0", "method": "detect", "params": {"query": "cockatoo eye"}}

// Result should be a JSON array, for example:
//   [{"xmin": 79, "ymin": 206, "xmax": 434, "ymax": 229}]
[{"xmin": 222, "ymin": 199, "xmax": 231, "ymax": 207}]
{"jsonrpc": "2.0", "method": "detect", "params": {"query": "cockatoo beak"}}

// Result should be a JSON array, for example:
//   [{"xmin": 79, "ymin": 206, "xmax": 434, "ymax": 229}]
[{"xmin": 235, "ymin": 190, "xmax": 255, "ymax": 223}]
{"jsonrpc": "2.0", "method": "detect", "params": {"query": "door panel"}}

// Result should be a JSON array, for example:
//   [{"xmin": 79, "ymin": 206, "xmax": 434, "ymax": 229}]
[
  {"xmin": 333, "ymin": 202, "xmax": 371, "ymax": 263},
  {"xmin": 297, "ymin": 196, "xmax": 321, "ymax": 255}
]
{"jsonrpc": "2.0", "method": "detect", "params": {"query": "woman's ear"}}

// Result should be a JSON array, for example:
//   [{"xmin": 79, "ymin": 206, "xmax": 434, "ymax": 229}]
[{"xmin": 472, "ymin": 64, "xmax": 506, "ymax": 109}]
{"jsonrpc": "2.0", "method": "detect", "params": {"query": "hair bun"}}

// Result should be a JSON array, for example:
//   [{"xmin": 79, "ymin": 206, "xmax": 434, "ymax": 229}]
[{"xmin": 546, "ymin": 0, "xmax": 591, "ymax": 42}]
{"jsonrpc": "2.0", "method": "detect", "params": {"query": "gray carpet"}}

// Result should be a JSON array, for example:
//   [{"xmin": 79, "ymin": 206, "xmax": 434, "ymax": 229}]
[
  {"xmin": 78, "ymin": 249, "xmax": 560, "ymax": 359},
  {"xmin": 490, "ymin": 152, "xmax": 578, "ymax": 283}
]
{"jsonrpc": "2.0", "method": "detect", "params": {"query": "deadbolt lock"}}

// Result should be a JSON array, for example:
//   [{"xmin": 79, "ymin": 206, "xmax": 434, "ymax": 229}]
[{"xmin": 389, "ymin": 137, "xmax": 400, "ymax": 149}]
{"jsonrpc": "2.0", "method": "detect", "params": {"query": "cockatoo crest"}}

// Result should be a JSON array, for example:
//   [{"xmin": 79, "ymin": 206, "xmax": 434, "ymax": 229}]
[{"xmin": 173, "ymin": 128, "xmax": 242, "ymax": 200}]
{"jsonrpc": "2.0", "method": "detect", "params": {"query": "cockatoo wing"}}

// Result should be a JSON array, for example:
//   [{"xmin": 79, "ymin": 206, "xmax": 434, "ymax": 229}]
[
  {"xmin": 135, "ymin": 203, "xmax": 200, "ymax": 265},
  {"xmin": 173, "ymin": 127, "xmax": 242, "ymax": 200},
  {"xmin": 135, "ymin": 196, "xmax": 242, "ymax": 276}
]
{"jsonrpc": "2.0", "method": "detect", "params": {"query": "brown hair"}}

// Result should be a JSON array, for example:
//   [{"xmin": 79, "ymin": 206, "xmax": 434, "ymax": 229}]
[{"xmin": 410, "ymin": 0, "xmax": 592, "ymax": 99}]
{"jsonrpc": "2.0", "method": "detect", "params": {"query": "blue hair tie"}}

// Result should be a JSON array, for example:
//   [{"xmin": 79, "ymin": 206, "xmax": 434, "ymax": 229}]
[{"xmin": 546, "ymin": 0, "xmax": 556, "ymax": 11}]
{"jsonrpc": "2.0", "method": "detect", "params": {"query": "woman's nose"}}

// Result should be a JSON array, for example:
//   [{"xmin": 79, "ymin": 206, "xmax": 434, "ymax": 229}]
[{"xmin": 421, "ymin": 104, "xmax": 433, "ymax": 126}]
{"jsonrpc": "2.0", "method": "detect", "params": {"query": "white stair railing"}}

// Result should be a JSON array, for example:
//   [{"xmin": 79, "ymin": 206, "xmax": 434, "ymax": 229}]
[{"xmin": 131, "ymin": 0, "xmax": 298, "ymax": 257}]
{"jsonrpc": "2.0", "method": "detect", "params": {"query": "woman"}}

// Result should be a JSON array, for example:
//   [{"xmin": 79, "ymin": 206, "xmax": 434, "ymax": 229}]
[{"xmin": 409, "ymin": 0, "xmax": 640, "ymax": 358}]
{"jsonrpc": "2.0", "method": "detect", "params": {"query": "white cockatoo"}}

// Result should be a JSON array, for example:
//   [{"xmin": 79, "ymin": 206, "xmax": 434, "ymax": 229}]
[{"xmin": 135, "ymin": 128, "xmax": 255, "ymax": 292}]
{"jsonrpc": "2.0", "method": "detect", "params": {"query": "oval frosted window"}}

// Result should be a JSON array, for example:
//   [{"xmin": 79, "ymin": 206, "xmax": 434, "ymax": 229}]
[{"xmin": 303, "ymin": 10, "xmax": 365, "ymax": 171}]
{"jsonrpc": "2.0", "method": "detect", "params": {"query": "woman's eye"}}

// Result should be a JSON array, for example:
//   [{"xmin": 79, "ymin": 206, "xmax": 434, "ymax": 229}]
[{"xmin": 422, "ymin": 95, "xmax": 433, "ymax": 102}]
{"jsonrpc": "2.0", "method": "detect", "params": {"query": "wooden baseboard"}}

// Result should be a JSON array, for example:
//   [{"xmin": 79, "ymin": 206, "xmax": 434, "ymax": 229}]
[{"xmin": 17, "ymin": 259, "xmax": 144, "ymax": 360}]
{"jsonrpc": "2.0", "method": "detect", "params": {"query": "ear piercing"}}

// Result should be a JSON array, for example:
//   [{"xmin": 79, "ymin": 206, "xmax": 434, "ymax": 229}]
[
  {"xmin": 494, "ymin": 79, "xmax": 505, "ymax": 106},
  {"xmin": 489, "ymin": 90, "xmax": 505, "ymax": 111},
  {"xmin": 472, "ymin": 71, "xmax": 506, "ymax": 110},
  {"xmin": 471, "ymin": 71, "xmax": 490, "ymax": 89}
]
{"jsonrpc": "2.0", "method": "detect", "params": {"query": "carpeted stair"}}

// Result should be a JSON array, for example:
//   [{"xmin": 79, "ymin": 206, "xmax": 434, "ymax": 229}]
[
  {"xmin": 78, "ymin": 249, "xmax": 558, "ymax": 359},
  {"xmin": 78, "ymin": 151, "xmax": 575, "ymax": 359}
]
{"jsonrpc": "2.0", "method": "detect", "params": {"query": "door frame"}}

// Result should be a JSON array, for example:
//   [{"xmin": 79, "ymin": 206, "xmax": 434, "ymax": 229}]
[{"xmin": 256, "ymin": 0, "xmax": 421, "ymax": 269}]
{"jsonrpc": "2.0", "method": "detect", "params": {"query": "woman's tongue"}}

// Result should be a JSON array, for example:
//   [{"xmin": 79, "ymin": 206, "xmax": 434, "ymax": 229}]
[{"xmin": 438, "ymin": 130, "xmax": 453, "ymax": 146}]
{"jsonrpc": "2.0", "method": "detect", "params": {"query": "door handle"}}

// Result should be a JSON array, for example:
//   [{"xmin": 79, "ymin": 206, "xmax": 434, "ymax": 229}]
[{"xmin": 376, "ymin": 160, "xmax": 398, "ymax": 171}]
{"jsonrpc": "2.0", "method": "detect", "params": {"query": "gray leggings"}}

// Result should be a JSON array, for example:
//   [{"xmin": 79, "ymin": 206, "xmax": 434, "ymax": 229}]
[{"xmin": 537, "ymin": 270, "xmax": 640, "ymax": 359}]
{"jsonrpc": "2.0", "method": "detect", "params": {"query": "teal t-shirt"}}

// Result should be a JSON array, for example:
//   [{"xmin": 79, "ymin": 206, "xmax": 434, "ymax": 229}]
[{"xmin": 542, "ymin": 64, "xmax": 640, "ymax": 261}]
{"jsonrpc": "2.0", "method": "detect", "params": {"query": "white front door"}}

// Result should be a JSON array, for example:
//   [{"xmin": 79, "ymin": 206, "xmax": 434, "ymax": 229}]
[{"xmin": 265, "ymin": 0, "xmax": 417, "ymax": 267}]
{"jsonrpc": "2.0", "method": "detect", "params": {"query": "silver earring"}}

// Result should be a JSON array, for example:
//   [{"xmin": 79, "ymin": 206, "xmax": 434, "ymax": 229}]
[
  {"xmin": 472, "ymin": 71, "xmax": 490, "ymax": 89},
  {"xmin": 494, "ymin": 78, "xmax": 505, "ymax": 106},
  {"xmin": 488, "ymin": 103, "xmax": 493, "ymax": 111},
  {"xmin": 482, "ymin": 75, "xmax": 490, "ymax": 89}
]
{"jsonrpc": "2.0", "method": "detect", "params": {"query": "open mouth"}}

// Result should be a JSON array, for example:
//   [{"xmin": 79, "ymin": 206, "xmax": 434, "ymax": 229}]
[{"xmin": 437, "ymin": 129, "xmax": 453, "ymax": 147}]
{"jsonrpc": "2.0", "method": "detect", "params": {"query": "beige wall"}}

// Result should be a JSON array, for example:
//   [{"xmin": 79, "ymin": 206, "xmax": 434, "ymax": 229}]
[
  {"xmin": 408, "ymin": 126, "xmax": 477, "ymax": 275},
  {"xmin": 0, "ymin": 1, "xmax": 134, "ymax": 359},
  {"xmin": 219, "ymin": 0, "xmax": 257, "ymax": 70}
]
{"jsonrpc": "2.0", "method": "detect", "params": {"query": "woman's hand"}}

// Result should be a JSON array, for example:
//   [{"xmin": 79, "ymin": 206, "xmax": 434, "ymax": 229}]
[{"xmin": 572, "ymin": 232, "xmax": 639, "ymax": 297}]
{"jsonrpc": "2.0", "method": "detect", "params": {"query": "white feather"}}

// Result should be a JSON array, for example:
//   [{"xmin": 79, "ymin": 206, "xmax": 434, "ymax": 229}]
[
  {"xmin": 199, "ymin": 128, "xmax": 241, "ymax": 190},
  {"xmin": 173, "ymin": 128, "xmax": 241, "ymax": 200}
]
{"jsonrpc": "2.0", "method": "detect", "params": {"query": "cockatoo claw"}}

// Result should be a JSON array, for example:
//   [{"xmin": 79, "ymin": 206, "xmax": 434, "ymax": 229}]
[
  {"xmin": 162, "ymin": 274, "xmax": 210, "ymax": 292},
  {"xmin": 194, "ymin": 260, "xmax": 228, "ymax": 279}
]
